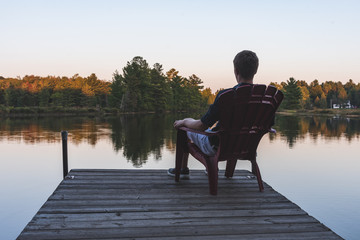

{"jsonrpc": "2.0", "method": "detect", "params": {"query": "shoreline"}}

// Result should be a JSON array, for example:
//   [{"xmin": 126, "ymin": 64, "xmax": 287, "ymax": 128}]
[
  {"xmin": 277, "ymin": 109, "xmax": 360, "ymax": 118},
  {"xmin": 1, "ymin": 106, "xmax": 360, "ymax": 118},
  {"xmin": 0, "ymin": 106, "xmax": 193, "ymax": 118}
]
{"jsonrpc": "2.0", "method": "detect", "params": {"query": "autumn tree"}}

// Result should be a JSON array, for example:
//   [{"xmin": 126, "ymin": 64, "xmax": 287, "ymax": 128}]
[
  {"xmin": 201, "ymin": 88, "xmax": 216, "ymax": 105},
  {"xmin": 338, "ymin": 87, "xmax": 348, "ymax": 105},
  {"xmin": 314, "ymin": 92, "xmax": 327, "ymax": 108}
]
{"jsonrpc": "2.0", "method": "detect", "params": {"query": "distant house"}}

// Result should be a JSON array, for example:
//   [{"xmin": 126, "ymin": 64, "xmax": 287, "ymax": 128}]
[
  {"xmin": 332, "ymin": 101, "xmax": 353, "ymax": 109},
  {"xmin": 344, "ymin": 101, "xmax": 352, "ymax": 109}
]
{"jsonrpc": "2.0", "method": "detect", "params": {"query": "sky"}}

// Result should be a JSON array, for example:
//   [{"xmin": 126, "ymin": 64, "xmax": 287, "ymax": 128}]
[{"xmin": 1, "ymin": 0, "xmax": 359, "ymax": 91}]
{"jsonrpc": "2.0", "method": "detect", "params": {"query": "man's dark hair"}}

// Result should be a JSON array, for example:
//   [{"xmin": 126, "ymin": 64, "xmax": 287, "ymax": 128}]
[{"xmin": 233, "ymin": 50, "xmax": 259, "ymax": 80}]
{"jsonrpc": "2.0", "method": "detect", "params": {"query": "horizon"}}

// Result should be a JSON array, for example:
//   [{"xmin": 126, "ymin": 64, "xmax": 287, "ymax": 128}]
[
  {"xmin": 1, "ymin": 0, "xmax": 359, "ymax": 90},
  {"xmin": 0, "ymin": 65, "xmax": 357, "ymax": 93}
]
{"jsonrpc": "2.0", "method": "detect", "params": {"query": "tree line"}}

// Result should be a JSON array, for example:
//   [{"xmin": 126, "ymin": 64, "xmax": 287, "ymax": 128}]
[
  {"xmin": 0, "ymin": 73, "xmax": 110, "ymax": 108},
  {"xmin": 273, "ymin": 78, "xmax": 360, "ymax": 109},
  {"xmin": 0, "ymin": 56, "xmax": 216, "ymax": 113},
  {"xmin": 2, "ymin": 56, "xmax": 358, "ymax": 112}
]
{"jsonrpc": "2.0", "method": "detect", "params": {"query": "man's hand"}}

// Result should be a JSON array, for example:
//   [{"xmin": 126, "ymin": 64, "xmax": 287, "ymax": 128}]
[
  {"xmin": 173, "ymin": 120, "xmax": 185, "ymax": 129},
  {"xmin": 173, "ymin": 118, "xmax": 207, "ymax": 131}
]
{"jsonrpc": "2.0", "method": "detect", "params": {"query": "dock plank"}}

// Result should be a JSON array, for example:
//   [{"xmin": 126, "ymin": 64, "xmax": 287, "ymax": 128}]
[{"xmin": 18, "ymin": 169, "xmax": 342, "ymax": 239}]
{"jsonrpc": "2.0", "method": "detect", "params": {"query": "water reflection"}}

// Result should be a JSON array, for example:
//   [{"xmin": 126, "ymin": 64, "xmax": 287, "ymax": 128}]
[
  {"xmin": 2, "ymin": 114, "xmax": 359, "ymax": 240},
  {"xmin": 273, "ymin": 115, "xmax": 360, "ymax": 148},
  {"xmin": 108, "ymin": 114, "xmax": 177, "ymax": 167},
  {"xmin": 0, "ymin": 114, "xmax": 359, "ymax": 166}
]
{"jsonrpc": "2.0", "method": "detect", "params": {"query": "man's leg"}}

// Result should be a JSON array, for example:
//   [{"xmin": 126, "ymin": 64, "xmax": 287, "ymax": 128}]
[
  {"xmin": 168, "ymin": 130, "xmax": 216, "ymax": 179},
  {"xmin": 186, "ymin": 130, "xmax": 217, "ymax": 157},
  {"xmin": 187, "ymin": 131, "xmax": 218, "ymax": 176},
  {"xmin": 168, "ymin": 130, "xmax": 190, "ymax": 179}
]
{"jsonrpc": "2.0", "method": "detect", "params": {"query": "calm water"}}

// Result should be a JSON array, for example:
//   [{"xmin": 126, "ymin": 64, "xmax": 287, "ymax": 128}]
[{"xmin": 1, "ymin": 114, "xmax": 360, "ymax": 239}]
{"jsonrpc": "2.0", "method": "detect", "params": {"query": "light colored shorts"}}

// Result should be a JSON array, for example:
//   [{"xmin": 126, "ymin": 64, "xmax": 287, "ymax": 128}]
[{"xmin": 187, "ymin": 129, "xmax": 217, "ymax": 156}]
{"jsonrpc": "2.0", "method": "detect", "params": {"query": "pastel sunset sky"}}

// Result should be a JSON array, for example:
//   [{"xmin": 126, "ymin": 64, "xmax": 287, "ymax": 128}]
[{"xmin": 1, "ymin": 0, "xmax": 359, "ymax": 91}]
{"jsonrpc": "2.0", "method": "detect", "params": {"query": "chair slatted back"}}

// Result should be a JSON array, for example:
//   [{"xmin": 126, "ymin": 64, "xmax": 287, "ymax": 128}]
[{"xmin": 217, "ymin": 84, "xmax": 283, "ymax": 161}]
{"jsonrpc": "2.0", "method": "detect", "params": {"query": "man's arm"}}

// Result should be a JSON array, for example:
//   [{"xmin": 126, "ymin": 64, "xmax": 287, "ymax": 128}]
[{"xmin": 173, "ymin": 118, "xmax": 208, "ymax": 131}]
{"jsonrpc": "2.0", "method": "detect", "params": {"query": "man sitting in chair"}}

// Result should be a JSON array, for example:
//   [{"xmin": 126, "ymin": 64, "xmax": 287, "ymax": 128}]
[{"xmin": 168, "ymin": 50, "xmax": 259, "ymax": 179}]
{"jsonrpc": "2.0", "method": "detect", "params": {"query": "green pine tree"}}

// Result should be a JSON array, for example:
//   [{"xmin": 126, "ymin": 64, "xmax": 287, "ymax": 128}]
[{"xmin": 283, "ymin": 77, "xmax": 302, "ymax": 109}]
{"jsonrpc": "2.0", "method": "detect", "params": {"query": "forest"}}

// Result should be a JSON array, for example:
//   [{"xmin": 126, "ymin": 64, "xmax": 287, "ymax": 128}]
[
  {"xmin": 0, "ymin": 56, "xmax": 215, "ymax": 114},
  {"xmin": 274, "ymin": 77, "xmax": 360, "ymax": 110},
  {"xmin": 1, "ymin": 56, "xmax": 359, "ymax": 113}
]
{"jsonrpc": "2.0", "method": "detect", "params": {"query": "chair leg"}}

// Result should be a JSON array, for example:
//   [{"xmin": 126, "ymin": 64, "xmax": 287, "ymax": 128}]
[
  {"xmin": 206, "ymin": 158, "xmax": 218, "ymax": 195},
  {"xmin": 251, "ymin": 160, "xmax": 264, "ymax": 192},
  {"xmin": 175, "ymin": 129, "xmax": 188, "ymax": 182},
  {"xmin": 225, "ymin": 158, "xmax": 237, "ymax": 178}
]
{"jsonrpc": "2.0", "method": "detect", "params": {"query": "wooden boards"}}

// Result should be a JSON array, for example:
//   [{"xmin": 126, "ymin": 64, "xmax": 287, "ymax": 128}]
[{"xmin": 18, "ymin": 169, "xmax": 342, "ymax": 239}]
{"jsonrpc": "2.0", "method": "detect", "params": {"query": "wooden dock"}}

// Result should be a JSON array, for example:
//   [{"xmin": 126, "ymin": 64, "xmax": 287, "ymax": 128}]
[{"xmin": 18, "ymin": 169, "xmax": 342, "ymax": 239}]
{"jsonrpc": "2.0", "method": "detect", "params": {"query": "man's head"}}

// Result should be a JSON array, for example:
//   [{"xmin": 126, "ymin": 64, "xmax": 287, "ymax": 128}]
[{"xmin": 233, "ymin": 50, "xmax": 259, "ymax": 83}]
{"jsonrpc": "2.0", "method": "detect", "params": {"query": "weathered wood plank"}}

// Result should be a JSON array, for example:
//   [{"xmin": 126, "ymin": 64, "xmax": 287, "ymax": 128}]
[
  {"xmin": 42, "ymin": 200, "xmax": 296, "ymax": 209},
  {"xmin": 48, "ymin": 194, "xmax": 288, "ymax": 203},
  {"xmin": 57, "ymin": 181, "xmax": 263, "ymax": 187},
  {"xmin": 30, "ymin": 208, "xmax": 306, "ymax": 222},
  {"xmin": 48, "ymin": 191, "xmax": 282, "ymax": 200},
  {"xmin": 60, "ymin": 179, "xmax": 261, "ymax": 185},
  {"xmin": 26, "ymin": 215, "xmax": 318, "ymax": 230},
  {"xmin": 65, "ymin": 174, "xmax": 258, "ymax": 180},
  {"xmin": 69, "ymin": 169, "xmax": 251, "ymax": 174},
  {"xmin": 18, "ymin": 169, "xmax": 342, "ymax": 240},
  {"xmin": 104, "ymin": 232, "xmax": 343, "ymax": 240},
  {"xmin": 43, "ymin": 198, "xmax": 290, "ymax": 207},
  {"xmin": 48, "ymin": 190, "xmax": 277, "ymax": 199},
  {"xmin": 18, "ymin": 223, "xmax": 333, "ymax": 239},
  {"xmin": 66, "ymin": 169, "xmax": 256, "ymax": 178},
  {"xmin": 37, "ymin": 206, "xmax": 305, "ymax": 215}
]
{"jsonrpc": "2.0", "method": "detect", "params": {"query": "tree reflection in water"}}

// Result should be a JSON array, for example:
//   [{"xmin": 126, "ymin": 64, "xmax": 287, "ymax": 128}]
[
  {"xmin": 0, "ymin": 114, "xmax": 359, "ymax": 166},
  {"xmin": 108, "ymin": 114, "xmax": 177, "ymax": 167},
  {"xmin": 273, "ymin": 115, "xmax": 360, "ymax": 148}
]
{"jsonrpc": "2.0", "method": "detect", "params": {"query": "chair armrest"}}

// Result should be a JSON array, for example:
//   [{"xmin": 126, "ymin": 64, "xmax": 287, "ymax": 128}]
[{"xmin": 178, "ymin": 127, "xmax": 220, "ymax": 136}]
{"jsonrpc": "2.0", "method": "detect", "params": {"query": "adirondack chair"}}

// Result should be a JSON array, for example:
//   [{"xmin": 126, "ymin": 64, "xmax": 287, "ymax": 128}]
[{"xmin": 174, "ymin": 84, "xmax": 283, "ymax": 195}]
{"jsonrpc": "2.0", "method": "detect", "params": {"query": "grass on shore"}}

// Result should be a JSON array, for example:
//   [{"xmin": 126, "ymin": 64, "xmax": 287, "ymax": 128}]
[
  {"xmin": 278, "ymin": 108, "xmax": 360, "ymax": 117},
  {"xmin": 1, "ymin": 105, "xmax": 360, "ymax": 117},
  {"xmin": 0, "ymin": 106, "xmax": 120, "ymax": 116}
]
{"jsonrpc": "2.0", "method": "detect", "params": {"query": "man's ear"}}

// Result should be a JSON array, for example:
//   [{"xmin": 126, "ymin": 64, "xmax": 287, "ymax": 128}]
[
  {"xmin": 234, "ymin": 68, "xmax": 241, "ymax": 81},
  {"xmin": 234, "ymin": 67, "xmax": 238, "ymax": 75}
]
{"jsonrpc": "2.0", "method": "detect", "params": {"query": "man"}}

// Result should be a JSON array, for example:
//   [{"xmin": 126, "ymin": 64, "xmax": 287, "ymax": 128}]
[{"xmin": 168, "ymin": 50, "xmax": 259, "ymax": 179}]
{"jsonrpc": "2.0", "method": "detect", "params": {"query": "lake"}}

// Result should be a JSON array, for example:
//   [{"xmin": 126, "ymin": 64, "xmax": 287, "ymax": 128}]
[{"xmin": 1, "ymin": 113, "xmax": 359, "ymax": 239}]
